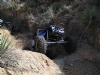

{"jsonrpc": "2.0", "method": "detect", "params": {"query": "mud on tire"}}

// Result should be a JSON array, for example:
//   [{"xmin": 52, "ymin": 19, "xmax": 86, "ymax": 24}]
[{"xmin": 35, "ymin": 36, "xmax": 47, "ymax": 54}]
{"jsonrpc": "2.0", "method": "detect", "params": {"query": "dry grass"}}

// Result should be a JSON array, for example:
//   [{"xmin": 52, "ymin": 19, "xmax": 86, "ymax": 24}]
[
  {"xmin": 0, "ymin": 27, "xmax": 26, "ymax": 50},
  {"xmin": 27, "ymin": 7, "xmax": 54, "ymax": 26},
  {"xmin": 0, "ymin": 28, "xmax": 14, "ymax": 41},
  {"xmin": 0, "ymin": 27, "xmax": 14, "ymax": 54}
]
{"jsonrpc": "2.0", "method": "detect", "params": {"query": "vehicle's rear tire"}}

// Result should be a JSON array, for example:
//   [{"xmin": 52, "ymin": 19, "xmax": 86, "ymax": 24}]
[
  {"xmin": 64, "ymin": 36, "xmax": 77, "ymax": 54},
  {"xmin": 35, "ymin": 36, "xmax": 47, "ymax": 54},
  {"xmin": 46, "ymin": 50, "xmax": 54, "ymax": 59}
]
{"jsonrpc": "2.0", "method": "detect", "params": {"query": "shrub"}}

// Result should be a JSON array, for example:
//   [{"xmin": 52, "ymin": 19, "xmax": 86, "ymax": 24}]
[
  {"xmin": 0, "ymin": 28, "xmax": 13, "ymax": 54},
  {"xmin": 80, "ymin": 6, "xmax": 100, "ymax": 38},
  {"xmin": 83, "ymin": 6, "xmax": 100, "ymax": 31},
  {"xmin": 27, "ymin": 7, "xmax": 54, "ymax": 27}
]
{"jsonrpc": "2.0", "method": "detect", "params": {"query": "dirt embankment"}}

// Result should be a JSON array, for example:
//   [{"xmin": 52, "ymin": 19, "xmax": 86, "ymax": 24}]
[{"xmin": 0, "ymin": 49, "xmax": 64, "ymax": 75}]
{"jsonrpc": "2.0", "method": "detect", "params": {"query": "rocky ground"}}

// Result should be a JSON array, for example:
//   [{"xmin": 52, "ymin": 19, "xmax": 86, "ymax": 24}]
[{"xmin": 54, "ymin": 40, "xmax": 100, "ymax": 75}]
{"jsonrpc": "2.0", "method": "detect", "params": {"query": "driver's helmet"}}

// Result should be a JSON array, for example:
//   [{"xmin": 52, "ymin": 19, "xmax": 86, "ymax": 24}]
[{"xmin": 0, "ymin": 19, "xmax": 3, "ymax": 24}]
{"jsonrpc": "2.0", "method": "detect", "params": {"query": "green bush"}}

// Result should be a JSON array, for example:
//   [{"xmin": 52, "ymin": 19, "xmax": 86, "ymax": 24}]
[
  {"xmin": 0, "ymin": 31, "xmax": 13, "ymax": 54},
  {"xmin": 83, "ymin": 6, "xmax": 100, "ymax": 30}
]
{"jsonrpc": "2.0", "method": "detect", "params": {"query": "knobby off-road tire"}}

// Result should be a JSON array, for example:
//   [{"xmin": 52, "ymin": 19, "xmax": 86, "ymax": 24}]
[
  {"xmin": 64, "ymin": 36, "xmax": 77, "ymax": 54},
  {"xmin": 35, "ymin": 36, "xmax": 47, "ymax": 54}
]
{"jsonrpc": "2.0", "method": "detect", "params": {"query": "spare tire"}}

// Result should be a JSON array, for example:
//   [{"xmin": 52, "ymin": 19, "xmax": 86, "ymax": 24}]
[
  {"xmin": 35, "ymin": 36, "xmax": 47, "ymax": 54},
  {"xmin": 64, "ymin": 36, "xmax": 77, "ymax": 54}
]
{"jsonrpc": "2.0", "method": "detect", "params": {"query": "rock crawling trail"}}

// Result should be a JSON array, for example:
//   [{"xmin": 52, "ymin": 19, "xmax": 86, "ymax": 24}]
[
  {"xmin": 53, "ymin": 40, "xmax": 100, "ymax": 75},
  {"xmin": 0, "ymin": 27, "xmax": 100, "ymax": 75},
  {"xmin": 14, "ymin": 33, "xmax": 100, "ymax": 75},
  {"xmin": 12, "ymin": 33, "xmax": 100, "ymax": 75},
  {"xmin": 1, "ymin": 31, "xmax": 100, "ymax": 75}
]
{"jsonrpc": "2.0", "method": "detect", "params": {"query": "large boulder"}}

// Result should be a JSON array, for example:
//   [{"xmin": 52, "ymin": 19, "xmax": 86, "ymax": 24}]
[{"xmin": 0, "ymin": 49, "xmax": 63, "ymax": 75}]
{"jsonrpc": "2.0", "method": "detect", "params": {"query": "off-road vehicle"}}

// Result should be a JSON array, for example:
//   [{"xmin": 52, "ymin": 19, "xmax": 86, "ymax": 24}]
[{"xmin": 35, "ymin": 24, "xmax": 77, "ymax": 58}]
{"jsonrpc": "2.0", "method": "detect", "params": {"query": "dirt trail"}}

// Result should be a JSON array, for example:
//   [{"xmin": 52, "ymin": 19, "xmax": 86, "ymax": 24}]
[
  {"xmin": 54, "ymin": 40, "xmax": 100, "ymax": 75},
  {"xmin": 11, "ymin": 33, "xmax": 100, "ymax": 75}
]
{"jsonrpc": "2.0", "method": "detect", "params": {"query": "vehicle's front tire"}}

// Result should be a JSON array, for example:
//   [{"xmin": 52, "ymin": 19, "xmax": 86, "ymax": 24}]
[
  {"xmin": 64, "ymin": 36, "xmax": 77, "ymax": 54},
  {"xmin": 35, "ymin": 36, "xmax": 47, "ymax": 54}
]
